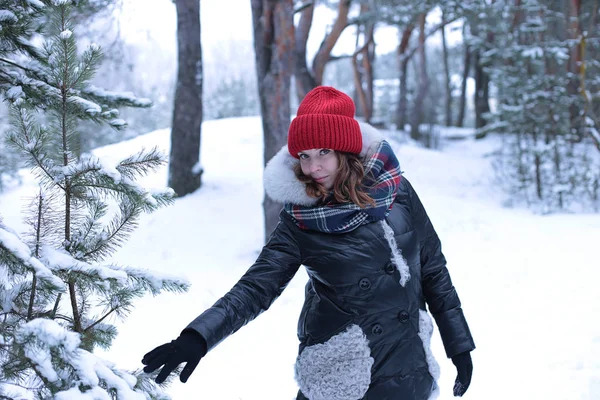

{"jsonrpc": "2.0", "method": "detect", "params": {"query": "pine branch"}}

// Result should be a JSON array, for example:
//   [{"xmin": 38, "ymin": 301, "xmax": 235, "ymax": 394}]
[
  {"xmin": 26, "ymin": 190, "xmax": 45, "ymax": 321},
  {"xmin": 0, "ymin": 57, "xmax": 29, "ymax": 72},
  {"xmin": 70, "ymin": 200, "xmax": 106, "ymax": 254},
  {"xmin": 50, "ymin": 293, "xmax": 62, "ymax": 319},
  {"xmin": 82, "ymin": 202, "xmax": 140, "ymax": 262},
  {"xmin": 72, "ymin": 177, "xmax": 173, "ymax": 212},
  {"xmin": 84, "ymin": 307, "xmax": 117, "ymax": 333},
  {"xmin": 0, "ymin": 243, "xmax": 28, "ymax": 275},
  {"xmin": 80, "ymin": 85, "xmax": 152, "ymax": 109},
  {"xmin": 52, "ymin": 313, "xmax": 72, "ymax": 324},
  {"xmin": 124, "ymin": 266, "xmax": 190, "ymax": 296},
  {"xmin": 68, "ymin": 278, "xmax": 82, "ymax": 333},
  {"xmin": 70, "ymin": 45, "xmax": 102, "ymax": 89},
  {"xmin": 69, "ymin": 148, "xmax": 166, "ymax": 188},
  {"xmin": 116, "ymin": 147, "xmax": 167, "ymax": 180},
  {"xmin": 7, "ymin": 107, "xmax": 65, "ymax": 191}
]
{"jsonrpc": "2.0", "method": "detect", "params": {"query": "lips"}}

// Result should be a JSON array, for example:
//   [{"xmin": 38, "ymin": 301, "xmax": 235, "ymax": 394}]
[{"xmin": 314, "ymin": 176, "xmax": 328, "ymax": 182}]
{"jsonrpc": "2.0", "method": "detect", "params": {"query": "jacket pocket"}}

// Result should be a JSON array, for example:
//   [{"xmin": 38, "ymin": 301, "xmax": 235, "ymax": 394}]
[{"xmin": 295, "ymin": 324, "xmax": 374, "ymax": 400}]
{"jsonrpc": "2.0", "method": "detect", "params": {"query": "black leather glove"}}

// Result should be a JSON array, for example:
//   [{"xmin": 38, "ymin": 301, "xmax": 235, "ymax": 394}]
[
  {"xmin": 142, "ymin": 330, "xmax": 207, "ymax": 383},
  {"xmin": 451, "ymin": 351, "xmax": 473, "ymax": 397}
]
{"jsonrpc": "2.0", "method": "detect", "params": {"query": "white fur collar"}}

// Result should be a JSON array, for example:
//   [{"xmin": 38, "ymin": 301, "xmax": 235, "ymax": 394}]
[{"xmin": 263, "ymin": 121, "xmax": 384, "ymax": 206}]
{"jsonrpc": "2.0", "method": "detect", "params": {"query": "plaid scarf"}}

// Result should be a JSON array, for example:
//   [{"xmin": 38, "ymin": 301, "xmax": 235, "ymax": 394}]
[{"xmin": 284, "ymin": 140, "xmax": 402, "ymax": 233}]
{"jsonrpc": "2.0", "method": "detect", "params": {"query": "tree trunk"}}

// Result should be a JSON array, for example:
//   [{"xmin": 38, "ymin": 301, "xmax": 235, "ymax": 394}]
[
  {"xmin": 364, "ymin": 19, "xmax": 375, "ymax": 122},
  {"xmin": 567, "ymin": 0, "xmax": 582, "ymax": 75},
  {"xmin": 395, "ymin": 23, "xmax": 415, "ymax": 130},
  {"xmin": 410, "ymin": 13, "xmax": 428, "ymax": 141},
  {"xmin": 457, "ymin": 24, "xmax": 470, "ymax": 128},
  {"xmin": 473, "ymin": 49, "xmax": 490, "ymax": 130},
  {"xmin": 352, "ymin": 3, "xmax": 375, "ymax": 123},
  {"xmin": 441, "ymin": 12, "xmax": 452, "ymax": 126},
  {"xmin": 311, "ymin": 0, "xmax": 352, "ymax": 86},
  {"xmin": 566, "ymin": 0, "xmax": 585, "ymax": 140},
  {"xmin": 294, "ymin": 1, "xmax": 316, "ymax": 103},
  {"xmin": 169, "ymin": 0, "xmax": 203, "ymax": 197},
  {"xmin": 251, "ymin": 0, "xmax": 295, "ymax": 239}
]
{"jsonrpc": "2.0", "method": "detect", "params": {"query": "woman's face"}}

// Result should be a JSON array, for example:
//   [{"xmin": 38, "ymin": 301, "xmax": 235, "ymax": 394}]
[{"xmin": 298, "ymin": 148, "xmax": 339, "ymax": 190}]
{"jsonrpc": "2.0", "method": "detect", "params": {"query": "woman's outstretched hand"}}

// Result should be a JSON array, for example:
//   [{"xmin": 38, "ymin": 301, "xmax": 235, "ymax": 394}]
[
  {"xmin": 142, "ymin": 330, "xmax": 207, "ymax": 383},
  {"xmin": 451, "ymin": 351, "xmax": 473, "ymax": 397}
]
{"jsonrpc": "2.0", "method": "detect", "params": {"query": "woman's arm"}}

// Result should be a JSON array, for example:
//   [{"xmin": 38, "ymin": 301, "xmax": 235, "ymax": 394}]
[
  {"xmin": 185, "ymin": 214, "xmax": 302, "ymax": 352},
  {"xmin": 403, "ymin": 177, "xmax": 475, "ymax": 358}
]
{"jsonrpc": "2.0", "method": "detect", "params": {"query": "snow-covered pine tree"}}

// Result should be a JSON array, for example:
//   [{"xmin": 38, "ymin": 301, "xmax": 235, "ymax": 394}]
[
  {"xmin": 480, "ymin": 0, "xmax": 600, "ymax": 212},
  {"xmin": 0, "ymin": 1, "xmax": 187, "ymax": 398},
  {"xmin": 0, "ymin": 0, "xmax": 46, "ymax": 190}
]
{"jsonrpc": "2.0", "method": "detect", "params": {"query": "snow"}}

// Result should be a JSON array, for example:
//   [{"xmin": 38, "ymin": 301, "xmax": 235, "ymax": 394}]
[
  {"xmin": 109, "ymin": 118, "xmax": 127, "ymax": 127},
  {"xmin": 40, "ymin": 246, "xmax": 130, "ymax": 283},
  {"xmin": 15, "ymin": 320, "xmax": 149, "ymax": 399},
  {"xmin": 1, "ymin": 116, "xmax": 599, "ymax": 399},
  {"xmin": 59, "ymin": 30, "xmax": 72, "ymax": 40},
  {"xmin": 97, "ymin": 156, "xmax": 122, "ymax": 184},
  {"xmin": 0, "ymin": 10, "xmax": 17, "ymax": 23},
  {"xmin": 17, "ymin": 319, "xmax": 81, "ymax": 382},
  {"xmin": 85, "ymin": 85, "xmax": 152, "ymax": 107},
  {"xmin": 191, "ymin": 162, "xmax": 203, "ymax": 175},
  {"xmin": 72, "ymin": 96, "xmax": 102, "ymax": 115},
  {"xmin": 26, "ymin": 0, "xmax": 45, "ymax": 8},
  {"xmin": 0, "ymin": 226, "xmax": 63, "ymax": 287},
  {"xmin": 522, "ymin": 46, "xmax": 544, "ymax": 58}
]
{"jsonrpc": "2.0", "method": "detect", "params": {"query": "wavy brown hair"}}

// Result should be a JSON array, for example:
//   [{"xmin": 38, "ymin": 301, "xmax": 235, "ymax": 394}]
[{"xmin": 293, "ymin": 151, "xmax": 376, "ymax": 208}]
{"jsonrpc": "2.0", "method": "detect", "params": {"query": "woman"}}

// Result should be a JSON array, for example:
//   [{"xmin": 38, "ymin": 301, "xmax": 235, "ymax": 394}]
[{"xmin": 142, "ymin": 86, "xmax": 475, "ymax": 399}]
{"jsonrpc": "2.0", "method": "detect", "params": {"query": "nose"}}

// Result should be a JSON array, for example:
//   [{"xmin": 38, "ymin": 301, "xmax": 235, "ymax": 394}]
[{"xmin": 308, "ymin": 160, "xmax": 321, "ymax": 174}]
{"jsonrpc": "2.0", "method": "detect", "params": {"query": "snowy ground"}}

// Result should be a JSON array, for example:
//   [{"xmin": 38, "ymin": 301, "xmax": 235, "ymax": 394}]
[{"xmin": 1, "ymin": 116, "xmax": 599, "ymax": 399}]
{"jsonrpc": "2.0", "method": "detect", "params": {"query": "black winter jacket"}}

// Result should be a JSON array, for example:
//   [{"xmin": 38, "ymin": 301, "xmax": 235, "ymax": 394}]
[{"xmin": 187, "ymin": 125, "xmax": 475, "ymax": 400}]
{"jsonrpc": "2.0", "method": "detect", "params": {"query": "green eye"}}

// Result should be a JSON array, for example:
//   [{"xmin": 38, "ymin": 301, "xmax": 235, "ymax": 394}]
[
  {"xmin": 299, "ymin": 154, "xmax": 308, "ymax": 159},
  {"xmin": 320, "ymin": 149, "xmax": 331, "ymax": 155}
]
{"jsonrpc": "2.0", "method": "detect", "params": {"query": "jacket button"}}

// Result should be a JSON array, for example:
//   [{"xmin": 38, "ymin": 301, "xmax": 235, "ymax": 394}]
[
  {"xmin": 384, "ymin": 262, "xmax": 395, "ymax": 275},
  {"xmin": 398, "ymin": 310, "xmax": 410, "ymax": 323},
  {"xmin": 371, "ymin": 324, "xmax": 383, "ymax": 335},
  {"xmin": 358, "ymin": 278, "xmax": 371, "ymax": 290}
]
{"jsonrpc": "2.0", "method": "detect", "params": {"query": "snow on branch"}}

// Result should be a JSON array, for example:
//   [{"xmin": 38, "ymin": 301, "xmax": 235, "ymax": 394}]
[
  {"xmin": 123, "ymin": 266, "xmax": 190, "ymax": 295},
  {"xmin": 40, "ymin": 246, "xmax": 129, "ymax": 284},
  {"xmin": 15, "ymin": 319, "xmax": 155, "ymax": 399},
  {"xmin": 0, "ymin": 10, "xmax": 18, "ymax": 23},
  {"xmin": 82, "ymin": 85, "xmax": 152, "ymax": 108},
  {"xmin": 26, "ymin": 0, "xmax": 45, "ymax": 8},
  {"xmin": 0, "ymin": 226, "xmax": 63, "ymax": 288},
  {"xmin": 16, "ymin": 318, "xmax": 81, "ymax": 382}
]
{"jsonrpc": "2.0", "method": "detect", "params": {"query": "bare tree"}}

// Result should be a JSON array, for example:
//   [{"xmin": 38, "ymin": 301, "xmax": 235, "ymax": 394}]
[
  {"xmin": 168, "ymin": 0, "xmax": 203, "ymax": 196},
  {"xmin": 251, "ymin": 0, "xmax": 295, "ymax": 238},
  {"xmin": 469, "ymin": 5, "xmax": 494, "ymax": 131},
  {"xmin": 395, "ymin": 22, "xmax": 415, "ymax": 130},
  {"xmin": 457, "ymin": 23, "xmax": 471, "ymax": 128},
  {"xmin": 294, "ymin": 1, "xmax": 317, "ymax": 102},
  {"xmin": 410, "ymin": 12, "xmax": 428, "ymax": 141},
  {"xmin": 441, "ymin": 11, "xmax": 452, "ymax": 126},
  {"xmin": 312, "ymin": 0, "xmax": 353, "ymax": 87},
  {"xmin": 292, "ymin": 0, "xmax": 355, "ymax": 105},
  {"xmin": 473, "ymin": 49, "xmax": 490, "ymax": 130},
  {"xmin": 352, "ymin": 2, "xmax": 376, "ymax": 122}
]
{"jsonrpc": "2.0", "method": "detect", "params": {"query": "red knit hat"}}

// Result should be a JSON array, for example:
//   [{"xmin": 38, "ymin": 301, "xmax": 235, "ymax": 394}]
[{"xmin": 288, "ymin": 86, "xmax": 362, "ymax": 158}]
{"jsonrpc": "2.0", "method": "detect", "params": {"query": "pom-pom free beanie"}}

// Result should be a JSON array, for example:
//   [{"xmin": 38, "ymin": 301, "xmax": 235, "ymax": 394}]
[{"xmin": 287, "ymin": 86, "xmax": 362, "ymax": 158}]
